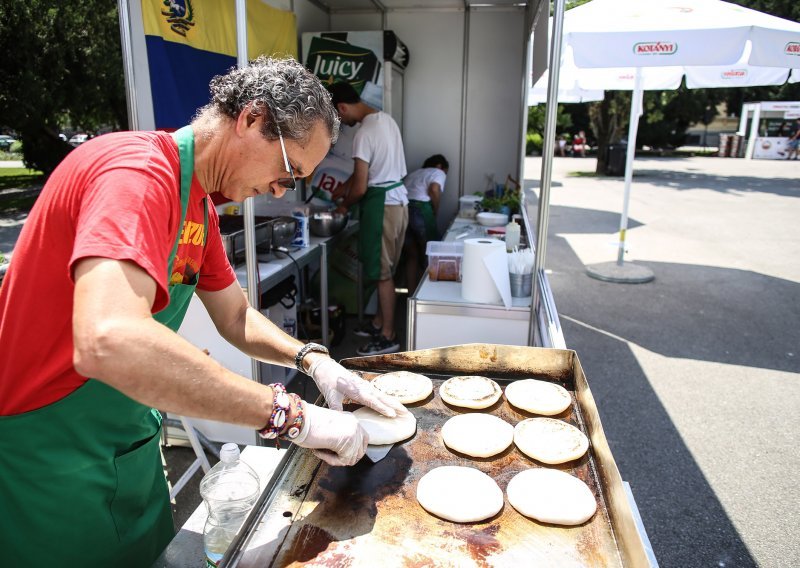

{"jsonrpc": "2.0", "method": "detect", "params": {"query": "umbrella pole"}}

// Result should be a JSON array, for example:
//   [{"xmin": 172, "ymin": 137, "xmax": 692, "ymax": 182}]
[
  {"xmin": 617, "ymin": 70, "xmax": 643, "ymax": 265},
  {"xmin": 586, "ymin": 68, "xmax": 654, "ymax": 284}
]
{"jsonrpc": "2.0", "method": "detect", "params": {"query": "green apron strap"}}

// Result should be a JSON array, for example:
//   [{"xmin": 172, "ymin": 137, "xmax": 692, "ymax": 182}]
[
  {"xmin": 154, "ymin": 127, "xmax": 207, "ymax": 330},
  {"xmin": 409, "ymin": 199, "xmax": 438, "ymax": 241},
  {"xmin": 358, "ymin": 181, "xmax": 403, "ymax": 282},
  {"xmin": 167, "ymin": 125, "xmax": 195, "ymax": 269}
]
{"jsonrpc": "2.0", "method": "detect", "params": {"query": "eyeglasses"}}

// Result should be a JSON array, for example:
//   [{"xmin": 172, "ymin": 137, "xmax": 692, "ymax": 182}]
[{"xmin": 276, "ymin": 125, "xmax": 296, "ymax": 191}]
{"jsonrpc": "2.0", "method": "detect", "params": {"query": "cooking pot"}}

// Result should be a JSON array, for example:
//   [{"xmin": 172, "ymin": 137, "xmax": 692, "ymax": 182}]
[{"xmin": 309, "ymin": 210, "xmax": 348, "ymax": 237}]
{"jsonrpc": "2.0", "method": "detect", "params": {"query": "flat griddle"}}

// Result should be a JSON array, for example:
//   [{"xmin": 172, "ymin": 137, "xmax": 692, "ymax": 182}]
[{"xmin": 221, "ymin": 344, "xmax": 649, "ymax": 567}]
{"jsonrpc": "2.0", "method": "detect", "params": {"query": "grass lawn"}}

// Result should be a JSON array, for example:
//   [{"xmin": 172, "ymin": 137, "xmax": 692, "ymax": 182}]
[{"xmin": 0, "ymin": 168, "xmax": 45, "ymax": 214}]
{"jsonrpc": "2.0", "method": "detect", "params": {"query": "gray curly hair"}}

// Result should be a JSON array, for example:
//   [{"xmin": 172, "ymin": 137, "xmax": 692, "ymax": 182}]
[{"xmin": 204, "ymin": 56, "xmax": 339, "ymax": 144}]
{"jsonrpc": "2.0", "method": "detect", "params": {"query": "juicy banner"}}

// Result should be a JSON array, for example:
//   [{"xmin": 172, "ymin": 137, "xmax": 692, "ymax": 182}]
[{"xmin": 306, "ymin": 36, "xmax": 381, "ymax": 93}]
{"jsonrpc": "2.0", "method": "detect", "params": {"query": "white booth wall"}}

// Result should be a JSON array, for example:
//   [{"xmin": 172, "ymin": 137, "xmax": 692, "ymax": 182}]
[
  {"xmin": 328, "ymin": 7, "xmax": 527, "ymax": 235},
  {"xmin": 293, "ymin": 0, "xmax": 330, "ymax": 35}
]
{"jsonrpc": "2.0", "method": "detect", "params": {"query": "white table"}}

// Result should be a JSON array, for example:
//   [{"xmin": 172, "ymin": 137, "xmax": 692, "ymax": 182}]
[{"xmin": 407, "ymin": 218, "xmax": 533, "ymax": 350}]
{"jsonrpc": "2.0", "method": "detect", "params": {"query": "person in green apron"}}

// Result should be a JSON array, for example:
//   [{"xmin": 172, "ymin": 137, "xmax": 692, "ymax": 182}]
[
  {"xmin": 327, "ymin": 82, "xmax": 410, "ymax": 356},
  {"xmin": 0, "ymin": 57, "xmax": 406, "ymax": 567},
  {"xmin": 402, "ymin": 154, "xmax": 449, "ymax": 293}
]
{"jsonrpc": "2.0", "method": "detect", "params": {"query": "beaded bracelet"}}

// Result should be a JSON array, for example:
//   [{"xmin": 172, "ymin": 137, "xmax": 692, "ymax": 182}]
[
  {"xmin": 283, "ymin": 393, "xmax": 304, "ymax": 440},
  {"xmin": 257, "ymin": 383, "xmax": 305, "ymax": 448}
]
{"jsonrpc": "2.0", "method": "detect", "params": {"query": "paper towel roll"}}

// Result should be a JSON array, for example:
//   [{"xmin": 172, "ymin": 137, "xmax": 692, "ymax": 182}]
[{"xmin": 461, "ymin": 238, "xmax": 510, "ymax": 305}]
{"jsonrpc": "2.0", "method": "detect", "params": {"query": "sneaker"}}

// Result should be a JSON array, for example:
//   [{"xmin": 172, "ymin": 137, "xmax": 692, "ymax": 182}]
[
  {"xmin": 353, "ymin": 320, "xmax": 381, "ymax": 337},
  {"xmin": 356, "ymin": 334, "xmax": 400, "ymax": 356}
]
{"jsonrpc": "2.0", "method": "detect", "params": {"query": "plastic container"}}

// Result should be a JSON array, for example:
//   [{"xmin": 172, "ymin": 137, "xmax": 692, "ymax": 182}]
[
  {"xmin": 426, "ymin": 241, "xmax": 464, "ymax": 282},
  {"xmin": 200, "ymin": 444, "xmax": 261, "ymax": 568},
  {"xmin": 458, "ymin": 195, "xmax": 482, "ymax": 219},
  {"xmin": 505, "ymin": 221, "xmax": 521, "ymax": 251}
]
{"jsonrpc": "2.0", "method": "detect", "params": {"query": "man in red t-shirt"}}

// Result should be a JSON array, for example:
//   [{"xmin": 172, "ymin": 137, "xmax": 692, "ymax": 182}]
[{"xmin": 0, "ymin": 57, "xmax": 406, "ymax": 567}]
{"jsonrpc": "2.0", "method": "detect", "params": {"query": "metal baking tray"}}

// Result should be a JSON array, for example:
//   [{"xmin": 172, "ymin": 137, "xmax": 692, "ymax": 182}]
[{"xmin": 221, "ymin": 344, "xmax": 650, "ymax": 567}]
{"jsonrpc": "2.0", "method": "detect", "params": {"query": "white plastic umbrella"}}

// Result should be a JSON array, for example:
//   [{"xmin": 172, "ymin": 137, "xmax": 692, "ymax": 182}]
[
  {"xmin": 684, "ymin": 42, "xmax": 795, "ymax": 88},
  {"xmin": 566, "ymin": 0, "xmax": 800, "ymax": 69},
  {"xmin": 528, "ymin": 73, "xmax": 604, "ymax": 104},
  {"xmin": 528, "ymin": 50, "xmax": 605, "ymax": 104},
  {"xmin": 548, "ymin": 40, "xmax": 795, "ymax": 91},
  {"xmin": 558, "ymin": 0, "xmax": 800, "ymax": 282}
]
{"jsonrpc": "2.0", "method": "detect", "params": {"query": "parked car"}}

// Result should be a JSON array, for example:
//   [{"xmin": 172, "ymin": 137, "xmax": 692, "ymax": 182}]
[
  {"xmin": 0, "ymin": 135, "xmax": 17, "ymax": 151},
  {"xmin": 68, "ymin": 133, "xmax": 89, "ymax": 147}
]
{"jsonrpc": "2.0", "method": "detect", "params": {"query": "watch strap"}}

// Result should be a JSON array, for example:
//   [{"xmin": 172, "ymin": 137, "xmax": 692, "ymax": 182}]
[{"xmin": 295, "ymin": 342, "xmax": 329, "ymax": 374}]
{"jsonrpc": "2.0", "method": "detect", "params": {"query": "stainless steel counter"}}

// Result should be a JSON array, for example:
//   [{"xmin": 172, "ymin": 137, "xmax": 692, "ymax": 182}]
[{"xmin": 234, "ymin": 219, "xmax": 361, "ymax": 345}]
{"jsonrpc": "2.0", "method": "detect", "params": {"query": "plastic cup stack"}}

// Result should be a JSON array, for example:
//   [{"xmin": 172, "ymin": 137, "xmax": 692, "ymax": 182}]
[{"xmin": 507, "ymin": 248, "xmax": 534, "ymax": 276}]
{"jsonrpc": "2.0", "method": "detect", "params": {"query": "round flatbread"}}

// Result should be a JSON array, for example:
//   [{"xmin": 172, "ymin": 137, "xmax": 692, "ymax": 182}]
[
  {"xmin": 439, "ymin": 376, "xmax": 502, "ymax": 409},
  {"xmin": 353, "ymin": 406, "xmax": 417, "ymax": 445},
  {"xmin": 441, "ymin": 413, "xmax": 514, "ymax": 458},
  {"xmin": 504, "ymin": 379, "xmax": 572, "ymax": 415},
  {"xmin": 372, "ymin": 371, "xmax": 433, "ymax": 404},
  {"xmin": 514, "ymin": 418, "xmax": 589, "ymax": 464},
  {"xmin": 507, "ymin": 468, "xmax": 597, "ymax": 525},
  {"xmin": 416, "ymin": 466, "xmax": 503, "ymax": 523}
]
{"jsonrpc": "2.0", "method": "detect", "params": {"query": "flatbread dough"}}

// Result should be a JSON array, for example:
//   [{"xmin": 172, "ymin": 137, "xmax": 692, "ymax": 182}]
[
  {"xmin": 416, "ymin": 466, "xmax": 503, "ymax": 523},
  {"xmin": 441, "ymin": 413, "xmax": 514, "ymax": 458},
  {"xmin": 353, "ymin": 406, "xmax": 417, "ymax": 445},
  {"xmin": 504, "ymin": 379, "xmax": 572, "ymax": 415},
  {"xmin": 440, "ymin": 376, "xmax": 502, "ymax": 409},
  {"xmin": 372, "ymin": 371, "xmax": 433, "ymax": 404},
  {"xmin": 506, "ymin": 468, "xmax": 597, "ymax": 525},
  {"xmin": 514, "ymin": 418, "xmax": 589, "ymax": 464}
]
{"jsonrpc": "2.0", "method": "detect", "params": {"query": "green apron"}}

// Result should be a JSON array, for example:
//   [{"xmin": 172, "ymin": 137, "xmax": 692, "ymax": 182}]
[
  {"xmin": 0, "ymin": 126, "xmax": 206, "ymax": 566},
  {"xmin": 408, "ymin": 199, "xmax": 439, "ymax": 241},
  {"xmin": 358, "ymin": 180, "xmax": 403, "ymax": 282}
]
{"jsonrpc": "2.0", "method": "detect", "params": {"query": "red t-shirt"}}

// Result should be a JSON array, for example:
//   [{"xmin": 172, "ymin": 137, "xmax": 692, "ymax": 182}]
[{"xmin": 0, "ymin": 131, "xmax": 236, "ymax": 415}]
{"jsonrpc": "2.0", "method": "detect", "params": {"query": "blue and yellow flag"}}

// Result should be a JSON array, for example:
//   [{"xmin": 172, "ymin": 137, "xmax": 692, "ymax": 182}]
[{"xmin": 142, "ymin": 0, "xmax": 297, "ymax": 129}]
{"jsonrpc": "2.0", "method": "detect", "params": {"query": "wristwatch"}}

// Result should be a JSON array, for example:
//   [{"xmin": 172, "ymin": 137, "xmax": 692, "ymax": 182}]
[{"xmin": 294, "ymin": 342, "xmax": 329, "ymax": 374}]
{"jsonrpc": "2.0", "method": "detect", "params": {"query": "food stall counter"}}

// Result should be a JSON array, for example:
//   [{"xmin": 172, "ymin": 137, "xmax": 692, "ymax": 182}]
[{"xmin": 407, "ymin": 218, "xmax": 533, "ymax": 350}]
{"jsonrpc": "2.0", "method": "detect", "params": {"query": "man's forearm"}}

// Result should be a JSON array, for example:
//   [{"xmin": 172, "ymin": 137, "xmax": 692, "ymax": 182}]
[
  {"xmin": 219, "ymin": 304, "xmax": 308, "ymax": 367},
  {"xmin": 428, "ymin": 186, "xmax": 441, "ymax": 216},
  {"xmin": 78, "ymin": 316, "xmax": 276, "ymax": 429},
  {"xmin": 340, "ymin": 179, "xmax": 367, "ymax": 208}
]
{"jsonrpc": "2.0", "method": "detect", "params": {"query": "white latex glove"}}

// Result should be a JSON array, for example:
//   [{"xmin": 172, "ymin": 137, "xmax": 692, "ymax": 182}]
[
  {"xmin": 292, "ymin": 403, "xmax": 368, "ymax": 466},
  {"xmin": 307, "ymin": 358, "xmax": 409, "ymax": 418}
]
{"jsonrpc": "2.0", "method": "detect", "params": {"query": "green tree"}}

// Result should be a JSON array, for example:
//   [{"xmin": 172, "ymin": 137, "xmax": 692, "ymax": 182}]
[
  {"xmin": 0, "ymin": 1, "xmax": 127, "ymax": 174},
  {"xmin": 527, "ymin": 104, "xmax": 573, "ymax": 155},
  {"xmin": 638, "ymin": 88, "xmax": 723, "ymax": 149},
  {"xmin": 588, "ymin": 92, "xmax": 629, "ymax": 174}
]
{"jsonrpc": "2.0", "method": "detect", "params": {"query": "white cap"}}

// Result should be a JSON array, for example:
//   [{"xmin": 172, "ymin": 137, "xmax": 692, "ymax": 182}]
[{"xmin": 219, "ymin": 443, "xmax": 240, "ymax": 463}]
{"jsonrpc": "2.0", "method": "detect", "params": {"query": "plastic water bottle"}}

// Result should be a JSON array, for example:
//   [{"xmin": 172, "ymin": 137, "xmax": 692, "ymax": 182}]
[
  {"xmin": 200, "ymin": 443, "xmax": 261, "ymax": 567},
  {"xmin": 505, "ymin": 221, "xmax": 521, "ymax": 252}
]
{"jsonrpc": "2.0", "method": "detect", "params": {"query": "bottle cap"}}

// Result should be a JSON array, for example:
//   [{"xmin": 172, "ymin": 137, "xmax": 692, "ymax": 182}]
[{"xmin": 219, "ymin": 443, "xmax": 240, "ymax": 463}]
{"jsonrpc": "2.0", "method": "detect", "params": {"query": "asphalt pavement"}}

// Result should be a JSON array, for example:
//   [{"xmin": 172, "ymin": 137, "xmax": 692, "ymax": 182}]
[{"xmin": 526, "ymin": 154, "xmax": 800, "ymax": 568}]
